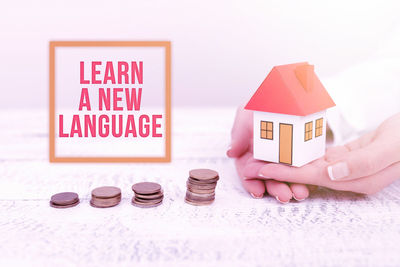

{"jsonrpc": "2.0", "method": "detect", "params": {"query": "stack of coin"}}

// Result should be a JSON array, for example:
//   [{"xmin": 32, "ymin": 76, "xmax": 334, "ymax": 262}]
[
  {"xmin": 185, "ymin": 169, "xmax": 219, "ymax": 205},
  {"xmin": 50, "ymin": 192, "xmax": 80, "ymax": 208},
  {"xmin": 131, "ymin": 182, "xmax": 163, "ymax": 208},
  {"xmin": 90, "ymin": 186, "xmax": 121, "ymax": 208}
]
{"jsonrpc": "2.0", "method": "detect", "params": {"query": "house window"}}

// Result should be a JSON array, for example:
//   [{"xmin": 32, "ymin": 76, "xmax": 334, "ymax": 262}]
[
  {"xmin": 315, "ymin": 118, "xmax": 323, "ymax": 137},
  {"xmin": 261, "ymin": 121, "xmax": 273, "ymax": 140},
  {"xmin": 304, "ymin": 121, "xmax": 313, "ymax": 141}
]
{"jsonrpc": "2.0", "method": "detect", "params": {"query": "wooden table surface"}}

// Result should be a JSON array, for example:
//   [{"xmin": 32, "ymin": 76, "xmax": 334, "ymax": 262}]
[{"xmin": 0, "ymin": 108, "xmax": 399, "ymax": 267}]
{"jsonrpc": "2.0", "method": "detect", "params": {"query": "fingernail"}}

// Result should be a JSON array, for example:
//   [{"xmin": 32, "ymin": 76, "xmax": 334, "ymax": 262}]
[
  {"xmin": 251, "ymin": 193, "xmax": 264, "ymax": 199},
  {"xmin": 258, "ymin": 173, "xmax": 268, "ymax": 178},
  {"xmin": 275, "ymin": 196, "xmax": 290, "ymax": 204},
  {"xmin": 327, "ymin": 161, "xmax": 349, "ymax": 180},
  {"xmin": 258, "ymin": 166, "xmax": 272, "ymax": 178},
  {"xmin": 293, "ymin": 194, "xmax": 305, "ymax": 201}
]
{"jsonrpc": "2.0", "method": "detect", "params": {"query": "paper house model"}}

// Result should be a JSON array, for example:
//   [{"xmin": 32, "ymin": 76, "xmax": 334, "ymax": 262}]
[{"xmin": 245, "ymin": 62, "xmax": 335, "ymax": 167}]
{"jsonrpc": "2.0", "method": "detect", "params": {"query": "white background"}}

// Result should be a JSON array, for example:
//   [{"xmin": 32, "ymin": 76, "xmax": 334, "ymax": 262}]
[{"xmin": 1, "ymin": 0, "xmax": 399, "ymax": 109}]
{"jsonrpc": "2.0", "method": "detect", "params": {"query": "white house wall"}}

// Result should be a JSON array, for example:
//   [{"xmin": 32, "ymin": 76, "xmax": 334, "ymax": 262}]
[
  {"xmin": 253, "ymin": 110, "xmax": 327, "ymax": 167},
  {"xmin": 253, "ymin": 111, "xmax": 301, "ymax": 164},
  {"xmin": 294, "ymin": 111, "xmax": 326, "ymax": 166}
]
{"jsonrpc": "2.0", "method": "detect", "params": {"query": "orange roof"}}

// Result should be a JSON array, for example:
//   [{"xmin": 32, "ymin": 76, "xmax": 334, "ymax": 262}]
[{"xmin": 245, "ymin": 62, "xmax": 335, "ymax": 116}]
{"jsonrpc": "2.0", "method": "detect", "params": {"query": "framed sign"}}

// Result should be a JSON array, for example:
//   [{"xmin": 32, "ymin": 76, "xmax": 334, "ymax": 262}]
[{"xmin": 49, "ymin": 41, "xmax": 171, "ymax": 162}]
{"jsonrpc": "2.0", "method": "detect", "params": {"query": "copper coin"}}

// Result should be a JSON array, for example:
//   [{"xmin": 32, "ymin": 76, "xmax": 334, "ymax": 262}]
[
  {"xmin": 188, "ymin": 177, "xmax": 219, "ymax": 185},
  {"xmin": 185, "ymin": 197, "xmax": 214, "ymax": 206},
  {"xmin": 135, "ymin": 192, "xmax": 164, "ymax": 200},
  {"xmin": 90, "ymin": 197, "xmax": 121, "ymax": 208},
  {"xmin": 134, "ymin": 196, "xmax": 163, "ymax": 204},
  {"xmin": 90, "ymin": 199, "xmax": 121, "ymax": 207},
  {"xmin": 50, "ymin": 199, "xmax": 80, "ymax": 209},
  {"xmin": 189, "ymin": 169, "xmax": 219, "ymax": 181},
  {"xmin": 91, "ymin": 195, "xmax": 121, "ymax": 207},
  {"xmin": 186, "ymin": 186, "xmax": 215, "ymax": 194},
  {"xmin": 132, "ymin": 182, "xmax": 161, "ymax": 195},
  {"xmin": 132, "ymin": 197, "xmax": 163, "ymax": 208},
  {"xmin": 186, "ymin": 181, "xmax": 217, "ymax": 190},
  {"xmin": 186, "ymin": 191, "xmax": 215, "ymax": 202},
  {"xmin": 186, "ymin": 196, "xmax": 215, "ymax": 203},
  {"xmin": 187, "ymin": 178, "xmax": 218, "ymax": 185},
  {"xmin": 187, "ymin": 187, "xmax": 215, "ymax": 194},
  {"xmin": 90, "ymin": 201, "xmax": 119, "ymax": 208},
  {"xmin": 188, "ymin": 177, "xmax": 218, "ymax": 186},
  {"xmin": 186, "ymin": 190, "xmax": 215, "ymax": 198},
  {"xmin": 50, "ymin": 192, "xmax": 79, "ymax": 206},
  {"xmin": 91, "ymin": 186, "xmax": 121, "ymax": 199}
]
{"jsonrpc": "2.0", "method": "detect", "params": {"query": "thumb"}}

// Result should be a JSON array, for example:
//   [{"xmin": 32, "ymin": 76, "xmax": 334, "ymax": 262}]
[
  {"xmin": 327, "ymin": 142, "xmax": 400, "ymax": 181},
  {"xmin": 227, "ymin": 107, "xmax": 253, "ymax": 158}
]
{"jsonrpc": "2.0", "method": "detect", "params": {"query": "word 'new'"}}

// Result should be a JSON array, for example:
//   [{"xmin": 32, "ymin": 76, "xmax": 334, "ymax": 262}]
[
  {"xmin": 80, "ymin": 61, "xmax": 143, "ymax": 84},
  {"xmin": 79, "ymin": 88, "xmax": 142, "ymax": 111}
]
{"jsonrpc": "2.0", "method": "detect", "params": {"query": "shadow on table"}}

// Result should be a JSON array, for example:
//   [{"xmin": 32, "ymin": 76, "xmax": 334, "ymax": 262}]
[{"xmin": 307, "ymin": 186, "xmax": 367, "ymax": 201}]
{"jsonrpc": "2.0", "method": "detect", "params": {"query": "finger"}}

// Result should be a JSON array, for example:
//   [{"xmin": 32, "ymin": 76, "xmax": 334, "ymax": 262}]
[
  {"xmin": 345, "ymin": 131, "xmax": 377, "ymax": 150},
  {"xmin": 235, "ymin": 152, "xmax": 266, "ymax": 198},
  {"xmin": 265, "ymin": 180, "xmax": 292, "ymax": 203},
  {"xmin": 325, "ymin": 131, "xmax": 377, "ymax": 162},
  {"xmin": 325, "ymin": 146, "xmax": 349, "ymax": 162},
  {"xmin": 258, "ymin": 161, "xmax": 363, "ymax": 192},
  {"xmin": 258, "ymin": 160, "xmax": 330, "ymax": 187},
  {"xmin": 345, "ymin": 161, "xmax": 400, "ymax": 195},
  {"xmin": 243, "ymin": 179, "xmax": 267, "ymax": 199},
  {"xmin": 243, "ymin": 159, "xmax": 312, "ymax": 201},
  {"xmin": 227, "ymin": 107, "xmax": 253, "ymax": 158},
  {"xmin": 258, "ymin": 158, "xmax": 400, "ymax": 195},
  {"xmin": 257, "ymin": 131, "xmax": 387, "ymax": 184},
  {"xmin": 289, "ymin": 183, "xmax": 309, "ymax": 201},
  {"xmin": 242, "ymin": 157, "xmax": 268, "ymax": 179},
  {"xmin": 323, "ymin": 160, "xmax": 400, "ymax": 195},
  {"xmin": 327, "ymin": 140, "xmax": 400, "ymax": 181},
  {"xmin": 235, "ymin": 152, "xmax": 253, "ymax": 177}
]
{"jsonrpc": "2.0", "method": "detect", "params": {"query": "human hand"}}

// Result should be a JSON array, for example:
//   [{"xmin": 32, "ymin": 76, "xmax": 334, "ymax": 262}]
[
  {"xmin": 244, "ymin": 113, "xmax": 400, "ymax": 195},
  {"xmin": 227, "ymin": 106, "xmax": 313, "ymax": 203}
]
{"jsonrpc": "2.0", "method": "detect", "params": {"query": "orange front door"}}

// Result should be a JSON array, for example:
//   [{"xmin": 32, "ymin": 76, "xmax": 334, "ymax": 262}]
[{"xmin": 279, "ymin": 123, "xmax": 293, "ymax": 165}]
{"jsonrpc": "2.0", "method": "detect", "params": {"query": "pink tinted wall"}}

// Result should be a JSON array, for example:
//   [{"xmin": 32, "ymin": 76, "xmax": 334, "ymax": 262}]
[{"xmin": 0, "ymin": 0, "xmax": 398, "ymax": 108}]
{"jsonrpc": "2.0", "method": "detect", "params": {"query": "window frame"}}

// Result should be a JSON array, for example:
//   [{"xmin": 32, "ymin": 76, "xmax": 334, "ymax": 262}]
[
  {"xmin": 304, "ymin": 121, "xmax": 313, "ymax": 142},
  {"xmin": 315, "ymin": 118, "xmax": 323, "ymax": 137},
  {"xmin": 260, "ymin": 121, "xmax": 273, "ymax": 140}
]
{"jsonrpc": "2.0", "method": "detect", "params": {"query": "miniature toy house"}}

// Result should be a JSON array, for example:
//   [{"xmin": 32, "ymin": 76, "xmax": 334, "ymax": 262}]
[{"xmin": 245, "ymin": 62, "xmax": 335, "ymax": 167}]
